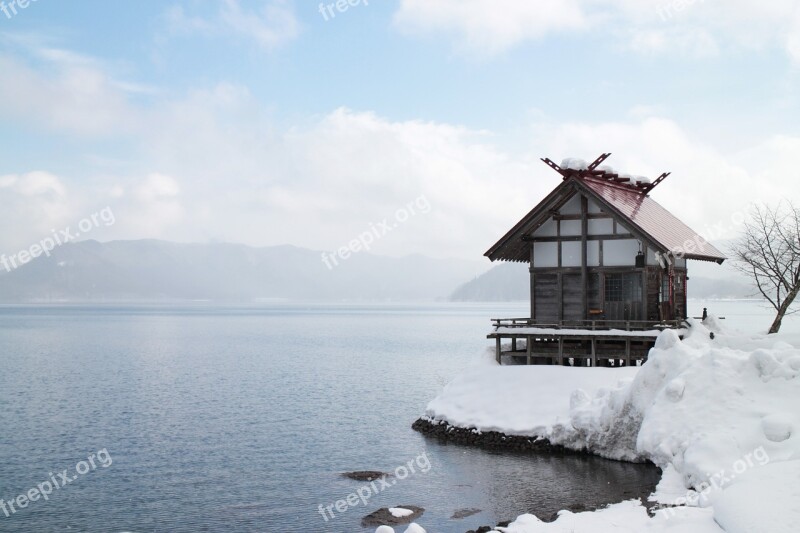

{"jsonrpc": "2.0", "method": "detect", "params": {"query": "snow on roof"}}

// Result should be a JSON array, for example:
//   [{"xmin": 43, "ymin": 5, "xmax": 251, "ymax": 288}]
[{"xmin": 561, "ymin": 157, "xmax": 589, "ymax": 171}]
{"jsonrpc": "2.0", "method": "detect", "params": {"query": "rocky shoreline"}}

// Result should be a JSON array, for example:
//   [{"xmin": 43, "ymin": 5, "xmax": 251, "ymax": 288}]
[
  {"xmin": 412, "ymin": 417, "xmax": 661, "ymax": 532},
  {"xmin": 411, "ymin": 418, "xmax": 589, "ymax": 455}
]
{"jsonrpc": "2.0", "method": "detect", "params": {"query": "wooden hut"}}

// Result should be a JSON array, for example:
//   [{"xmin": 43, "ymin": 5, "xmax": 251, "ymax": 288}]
[{"xmin": 486, "ymin": 153, "xmax": 726, "ymax": 366}]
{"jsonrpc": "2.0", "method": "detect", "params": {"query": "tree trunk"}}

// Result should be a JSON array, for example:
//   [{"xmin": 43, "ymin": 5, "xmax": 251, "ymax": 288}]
[{"xmin": 768, "ymin": 285, "xmax": 800, "ymax": 334}]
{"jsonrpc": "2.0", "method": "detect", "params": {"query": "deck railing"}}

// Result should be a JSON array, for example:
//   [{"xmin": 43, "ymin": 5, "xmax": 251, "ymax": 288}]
[{"xmin": 490, "ymin": 318, "xmax": 685, "ymax": 331}]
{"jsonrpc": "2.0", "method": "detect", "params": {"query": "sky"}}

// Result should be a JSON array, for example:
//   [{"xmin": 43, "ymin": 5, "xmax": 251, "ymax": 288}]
[{"xmin": 1, "ymin": 0, "xmax": 799, "ymax": 263}]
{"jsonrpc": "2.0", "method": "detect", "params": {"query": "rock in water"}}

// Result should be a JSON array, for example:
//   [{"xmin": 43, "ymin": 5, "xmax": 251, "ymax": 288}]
[
  {"xmin": 342, "ymin": 471, "xmax": 390, "ymax": 482},
  {"xmin": 362, "ymin": 506, "xmax": 425, "ymax": 527},
  {"xmin": 451, "ymin": 508, "xmax": 481, "ymax": 519}
]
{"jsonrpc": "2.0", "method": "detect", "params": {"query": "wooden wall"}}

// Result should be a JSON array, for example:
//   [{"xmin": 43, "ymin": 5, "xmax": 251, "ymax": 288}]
[{"xmin": 526, "ymin": 189, "xmax": 688, "ymax": 323}]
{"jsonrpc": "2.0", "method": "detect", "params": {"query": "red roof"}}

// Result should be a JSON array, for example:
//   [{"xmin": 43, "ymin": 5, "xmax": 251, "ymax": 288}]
[
  {"xmin": 580, "ymin": 177, "xmax": 726, "ymax": 263},
  {"xmin": 485, "ymin": 174, "xmax": 727, "ymax": 264}
]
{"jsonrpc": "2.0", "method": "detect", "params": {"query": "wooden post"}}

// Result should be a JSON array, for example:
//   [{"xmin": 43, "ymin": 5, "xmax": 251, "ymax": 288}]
[
  {"xmin": 591, "ymin": 338, "xmax": 597, "ymax": 367},
  {"xmin": 625, "ymin": 338, "xmax": 631, "ymax": 366},
  {"xmin": 642, "ymin": 248, "xmax": 649, "ymax": 321},
  {"xmin": 512, "ymin": 337, "xmax": 517, "ymax": 352},
  {"xmin": 581, "ymin": 195, "xmax": 588, "ymax": 320},
  {"xmin": 527, "ymin": 336, "xmax": 532, "ymax": 365},
  {"xmin": 496, "ymin": 337, "xmax": 501, "ymax": 364},
  {"xmin": 530, "ymin": 247, "xmax": 536, "ymax": 320},
  {"xmin": 558, "ymin": 336, "xmax": 564, "ymax": 366}
]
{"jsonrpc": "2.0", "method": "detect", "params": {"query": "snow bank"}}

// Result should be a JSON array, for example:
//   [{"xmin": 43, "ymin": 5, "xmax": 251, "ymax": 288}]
[
  {"xmin": 713, "ymin": 460, "xmax": 800, "ymax": 533},
  {"xmin": 423, "ymin": 317, "xmax": 800, "ymax": 532},
  {"xmin": 424, "ymin": 365, "xmax": 638, "ymax": 437},
  {"xmin": 550, "ymin": 319, "xmax": 800, "ymax": 477},
  {"xmin": 496, "ymin": 499, "xmax": 723, "ymax": 532},
  {"xmin": 374, "ymin": 524, "xmax": 426, "ymax": 533}
]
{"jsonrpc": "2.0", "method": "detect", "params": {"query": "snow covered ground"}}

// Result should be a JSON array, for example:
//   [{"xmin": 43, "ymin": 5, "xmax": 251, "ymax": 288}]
[
  {"xmin": 396, "ymin": 318, "xmax": 800, "ymax": 533},
  {"xmin": 424, "ymin": 362, "xmax": 639, "ymax": 437}
]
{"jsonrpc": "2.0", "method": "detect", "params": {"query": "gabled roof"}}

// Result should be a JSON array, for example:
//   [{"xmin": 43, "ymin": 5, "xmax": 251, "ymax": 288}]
[
  {"xmin": 579, "ymin": 178, "xmax": 726, "ymax": 263},
  {"xmin": 485, "ymin": 159, "xmax": 727, "ymax": 264}
]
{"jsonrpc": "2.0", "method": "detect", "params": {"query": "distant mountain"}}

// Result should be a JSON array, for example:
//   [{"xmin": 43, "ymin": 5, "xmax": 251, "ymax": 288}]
[
  {"xmin": 449, "ymin": 263, "xmax": 755, "ymax": 302},
  {"xmin": 683, "ymin": 276, "xmax": 753, "ymax": 299},
  {"xmin": 450, "ymin": 262, "xmax": 529, "ymax": 301},
  {"xmin": 0, "ymin": 240, "xmax": 489, "ymax": 303}
]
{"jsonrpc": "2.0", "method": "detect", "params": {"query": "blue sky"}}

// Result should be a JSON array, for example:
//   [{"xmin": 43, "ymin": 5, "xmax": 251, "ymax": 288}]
[{"xmin": 1, "ymin": 0, "xmax": 799, "ymax": 261}]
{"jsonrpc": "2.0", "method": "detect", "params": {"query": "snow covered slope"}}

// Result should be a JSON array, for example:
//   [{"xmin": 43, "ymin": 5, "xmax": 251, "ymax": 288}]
[
  {"xmin": 421, "ymin": 318, "xmax": 800, "ymax": 532},
  {"xmin": 424, "ymin": 364, "xmax": 639, "ymax": 437}
]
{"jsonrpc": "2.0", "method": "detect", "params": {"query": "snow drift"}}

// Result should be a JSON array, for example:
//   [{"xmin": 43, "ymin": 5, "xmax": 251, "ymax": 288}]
[{"xmin": 422, "ymin": 318, "xmax": 800, "ymax": 532}]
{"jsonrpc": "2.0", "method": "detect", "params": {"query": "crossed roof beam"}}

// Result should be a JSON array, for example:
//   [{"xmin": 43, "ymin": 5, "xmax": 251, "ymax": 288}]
[{"xmin": 540, "ymin": 153, "xmax": 670, "ymax": 195}]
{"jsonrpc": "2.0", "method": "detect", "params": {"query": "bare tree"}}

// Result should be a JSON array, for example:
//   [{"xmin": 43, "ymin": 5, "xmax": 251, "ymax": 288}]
[{"xmin": 731, "ymin": 202, "xmax": 800, "ymax": 333}]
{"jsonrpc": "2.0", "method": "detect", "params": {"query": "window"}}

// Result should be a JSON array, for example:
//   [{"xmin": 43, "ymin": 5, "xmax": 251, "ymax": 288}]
[
  {"xmin": 606, "ymin": 274, "xmax": 623, "ymax": 302},
  {"xmin": 605, "ymin": 273, "xmax": 642, "ymax": 302}
]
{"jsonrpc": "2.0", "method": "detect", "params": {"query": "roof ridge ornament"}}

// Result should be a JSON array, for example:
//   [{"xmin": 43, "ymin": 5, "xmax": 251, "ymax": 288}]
[{"xmin": 540, "ymin": 153, "xmax": 670, "ymax": 195}]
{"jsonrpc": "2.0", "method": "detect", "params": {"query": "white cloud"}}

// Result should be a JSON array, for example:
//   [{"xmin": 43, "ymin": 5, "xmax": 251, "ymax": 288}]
[
  {"xmin": 136, "ymin": 173, "xmax": 181, "ymax": 201},
  {"xmin": 627, "ymin": 26, "xmax": 719, "ymax": 57},
  {"xmin": 787, "ymin": 10, "xmax": 800, "ymax": 64},
  {"xmin": 393, "ymin": 0, "xmax": 800, "ymax": 62},
  {"xmin": 2, "ymin": 43, "xmax": 799, "ymax": 261},
  {"xmin": 393, "ymin": 0, "xmax": 587, "ymax": 55},
  {"xmin": 163, "ymin": 0, "xmax": 300, "ymax": 50},
  {"xmin": 118, "ymin": 174, "xmax": 185, "ymax": 239},
  {"xmin": 163, "ymin": 5, "xmax": 214, "ymax": 34},
  {"xmin": 140, "ymin": 94, "xmax": 540, "ymax": 259},
  {"xmin": 0, "ymin": 46, "xmax": 140, "ymax": 136},
  {"xmin": 221, "ymin": 0, "xmax": 299, "ymax": 49},
  {"xmin": 539, "ymin": 114, "xmax": 791, "ymax": 242},
  {"xmin": 0, "ymin": 172, "xmax": 77, "ymax": 252}
]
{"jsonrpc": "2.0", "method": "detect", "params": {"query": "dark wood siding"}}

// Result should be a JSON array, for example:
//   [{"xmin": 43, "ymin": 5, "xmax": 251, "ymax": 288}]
[
  {"xmin": 646, "ymin": 268, "xmax": 661, "ymax": 321},
  {"xmin": 588, "ymin": 272, "xmax": 602, "ymax": 312},
  {"xmin": 562, "ymin": 273, "xmax": 583, "ymax": 320},
  {"xmin": 534, "ymin": 274, "xmax": 558, "ymax": 322}
]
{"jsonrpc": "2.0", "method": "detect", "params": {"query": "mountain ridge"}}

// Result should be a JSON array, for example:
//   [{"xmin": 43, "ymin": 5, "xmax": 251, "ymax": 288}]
[{"xmin": 0, "ymin": 239, "xmax": 490, "ymax": 303}]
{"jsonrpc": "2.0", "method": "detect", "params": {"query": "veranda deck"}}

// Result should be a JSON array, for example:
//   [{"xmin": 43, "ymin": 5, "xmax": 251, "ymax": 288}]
[{"xmin": 488, "ymin": 318, "xmax": 685, "ymax": 366}]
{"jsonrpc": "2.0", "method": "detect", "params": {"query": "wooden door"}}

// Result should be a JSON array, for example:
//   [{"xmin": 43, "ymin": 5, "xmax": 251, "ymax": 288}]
[{"xmin": 604, "ymin": 273, "xmax": 643, "ymax": 322}]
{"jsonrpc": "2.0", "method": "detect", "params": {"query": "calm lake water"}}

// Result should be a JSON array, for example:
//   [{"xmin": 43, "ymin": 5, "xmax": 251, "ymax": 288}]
[{"xmin": 0, "ymin": 300, "xmax": 791, "ymax": 532}]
